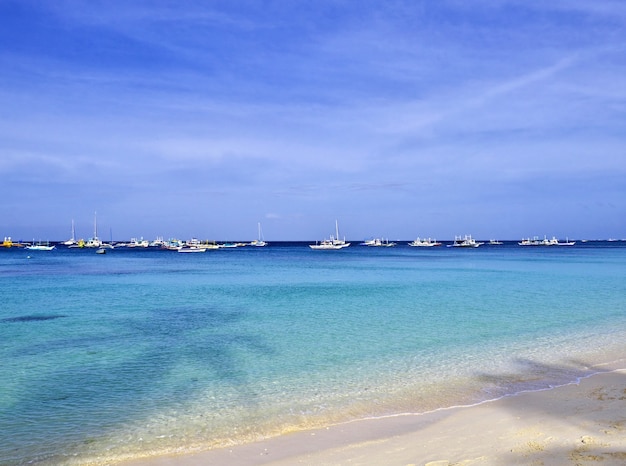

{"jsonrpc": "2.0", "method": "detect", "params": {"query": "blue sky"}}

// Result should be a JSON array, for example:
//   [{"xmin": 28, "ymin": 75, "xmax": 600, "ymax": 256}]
[{"xmin": 1, "ymin": 0, "xmax": 625, "ymax": 241}]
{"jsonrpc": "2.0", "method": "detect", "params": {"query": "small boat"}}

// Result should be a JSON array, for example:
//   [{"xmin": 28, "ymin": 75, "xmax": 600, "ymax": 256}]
[
  {"xmin": 549, "ymin": 236, "xmax": 576, "ymax": 246},
  {"xmin": 250, "ymin": 223, "xmax": 267, "ymax": 247},
  {"xmin": 63, "ymin": 220, "xmax": 77, "ymax": 246},
  {"xmin": 518, "ymin": 237, "xmax": 543, "ymax": 246},
  {"xmin": 362, "ymin": 238, "xmax": 396, "ymax": 247},
  {"xmin": 218, "ymin": 243, "xmax": 240, "ymax": 248},
  {"xmin": 26, "ymin": 241, "xmax": 56, "ymax": 251},
  {"xmin": 310, "ymin": 220, "xmax": 351, "ymax": 250},
  {"xmin": 126, "ymin": 238, "xmax": 150, "ymax": 248},
  {"xmin": 178, "ymin": 246, "xmax": 207, "ymax": 253},
  {"xmin": 84, "ymin": 212, "xmax": 102, "ymax": 248},
  {"xmin": 408, "ymin": 237, "xmax": 441, "ymax": 247},
  {"xmin": 449, "ymin": 235, "xmax": 483, "ymax": 248},
  {"xmin": 96, "ymin": 248, "xmax": 106, "ymax": 254},
  {"xmin": 488, "ymin": 239, "xmax": 503, "ymax": 245},
  {"xmin": 518, "ymin": 236, "xmax": 575, "ymax": 246}
]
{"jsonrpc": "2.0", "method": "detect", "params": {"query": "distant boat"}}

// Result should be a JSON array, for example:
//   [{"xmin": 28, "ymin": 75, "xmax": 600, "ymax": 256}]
[
  {"xmin": 84, "ymin": 212, "xmax": 103, "ymax": 248},
  {"xmin": 310, "ymin": 220, "xmax": 351, "ymax": 250},
  {"xmin": 519, "ymin": 236, "xmax": 575, "ymax": 246},
  {"xmin": 488, "ymin": 239, "xmax": 504, "ymax": 245},
  {"xmin": 26, "ymin": 241, "xmax": 56, "ymax": 251},
  {"xmin": 63, "ymin": 220, "xmax": 77, "ymax": 246},
  {"xmin": 127, "ymin": 238, "xmax": 149, "ymax": 248},
  {"xmin": 362, "ymin": 238, "xmax": 396, "ymax": 247},
  {"xmin": 449, "ymin": 235, "xmax": 483, "ymax": 248},
  {"xmin": 250, "ymin": 223, "xmax": 267, "ymax": 247},
  {"xmin": 408, "ymin": 237, "xmax": 441, "ymax": 247},
  {"xmin": 218, "ymin": 243, "xmax": 240, "ymax": 248},
  {"xmin": 178, "ymin": 246, "xmax": 207, "ymax": 253}
]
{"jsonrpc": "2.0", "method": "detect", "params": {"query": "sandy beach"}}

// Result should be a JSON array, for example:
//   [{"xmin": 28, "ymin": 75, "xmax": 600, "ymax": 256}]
[{"xmin": 122, "ymin": 363, "xmax": 626, "ymax": 466}]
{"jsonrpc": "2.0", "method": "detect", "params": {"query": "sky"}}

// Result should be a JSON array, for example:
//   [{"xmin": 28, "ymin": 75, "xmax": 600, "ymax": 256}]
[{"xmin": 1, "ymin": 0, "xmax": 625, "ymax": 242}]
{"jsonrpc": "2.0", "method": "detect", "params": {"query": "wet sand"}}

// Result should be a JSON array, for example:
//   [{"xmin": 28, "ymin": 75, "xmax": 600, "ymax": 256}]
[{"xmin": 122, "ymin": 365, "xmax": 626, "ymax": 466}]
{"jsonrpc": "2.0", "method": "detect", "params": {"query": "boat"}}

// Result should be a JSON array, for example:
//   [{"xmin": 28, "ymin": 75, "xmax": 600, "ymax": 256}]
[
  {"xmin": 96, "ymin": 248, "xmax": 106, "ymax": 254},
  {"xmin": 309, "ymin": 220, "xmax": 351, "ymax": 250},
  {"xmin": 518, "ymin": 236, "xmax": 543, "ymax": 246},
  {"xmin": 250, "ymin": 223, "xmax": 267, "ymax": 247},
  {"xmin": 69, "ymin": 238, "xmax": 86, "ymax": 248},
  {"xmin": 408, "ymin": 237, "xmax": 441, "ymax": 247},
  {"xmin": 450, "ymin": 235, "xmax": 483, "ymax": 248},
  {"xmin": 3, "ymin": 237, "xmax": 13, "ymax": 247},
  {"xmin": 549, "ymin": 236, "xmax": 576, "ymax": 246},
  {"xmin": 488, "ymin": 239, "xmax": 503, "ymax": 245},
  {"xmin": 26, "ymin": 241, "xmax": 56, "ymax": 251},
  {"xmin": 127, "ymin": 237, "xmax": 149, "ymax": 248},
  {"xmin": 178, "ymin": 246, "xmax": 207, "ymax": 253},
  {"xmin": 362, "ymin": 238, "xmax": 396, "ymax": 247},
  {"xmin": 518, "ymin": 236, "xmax": 575, "ymax": 246},
  {"xmin": 63, "ymin": 220, "xmax": 77, "ymax": 246},
  {"xmin": 84, "ymin": 212, "xmax": 102, "ymax": 248}
]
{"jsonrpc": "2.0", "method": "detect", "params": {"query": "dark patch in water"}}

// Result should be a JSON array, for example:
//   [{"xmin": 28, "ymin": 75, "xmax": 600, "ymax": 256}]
[{"xmin": 1, "ymin": 314, "xmax": 67, "ymax": 323}]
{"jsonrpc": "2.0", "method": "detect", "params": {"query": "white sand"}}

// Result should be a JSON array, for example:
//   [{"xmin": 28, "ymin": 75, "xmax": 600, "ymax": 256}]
[{"xmin": 122, "ymin": 367, "xmax": 626, "ymax": 466}]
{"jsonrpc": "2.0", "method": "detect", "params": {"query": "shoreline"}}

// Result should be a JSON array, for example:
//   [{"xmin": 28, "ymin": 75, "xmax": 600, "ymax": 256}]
[{"xmin": 119, "ymin": 362, "xmax": 626, "ymax": 466}]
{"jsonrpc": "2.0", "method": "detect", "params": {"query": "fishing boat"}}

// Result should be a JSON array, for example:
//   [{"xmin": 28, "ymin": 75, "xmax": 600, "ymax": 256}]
[
  {"xmin": 408, "ymin": 237, "xmax": 441, "ymax": 247},
  {"xmin": 26, "ymin": 241, "xmax": 56, "ymax": 251},
  {"xmin": 519, "ymin": 236, "xmax": 575, "ymax": 246},
  {"xmin": 177, "ymin": 246, "xmax": 207, "ymax": 253},
  {"xmin": 362, "ymin": 238, "xmax": 396, "ymax": 247},
  {"xmin": 310, "ymin": 220, "xmax": 351, "ymax": 250},
  {"xmin": 450, "ymin": 235, "xmax": 483, "ymax": 248}
]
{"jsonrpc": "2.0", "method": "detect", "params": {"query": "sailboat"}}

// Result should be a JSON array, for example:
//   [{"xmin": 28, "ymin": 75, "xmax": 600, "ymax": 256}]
[
  {"xmin": 250, "ymin": 223, "xmax": 267, "ymax": 247},
  {"xmin": 310, "ymin": 220, "xmax": 351, "ymax": 250},
  {"xmin": 84, "ymin": 212, "xmax": 103, "ymax": 248},
  {"xmin": 63, "ymin": 219, "xmax": 77, "ymax": 246}
]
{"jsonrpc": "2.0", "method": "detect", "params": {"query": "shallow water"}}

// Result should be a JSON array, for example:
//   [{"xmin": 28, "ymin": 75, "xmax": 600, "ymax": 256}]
[{"xmin": 1, "ymin": 242, "xmax": 625, "ymax": 464}]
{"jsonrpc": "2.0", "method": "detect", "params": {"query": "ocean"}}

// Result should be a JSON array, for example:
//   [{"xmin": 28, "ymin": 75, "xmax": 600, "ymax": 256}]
[{"xmin": 1, "ymin": 241, "xmax": 625, "ymax": 465}]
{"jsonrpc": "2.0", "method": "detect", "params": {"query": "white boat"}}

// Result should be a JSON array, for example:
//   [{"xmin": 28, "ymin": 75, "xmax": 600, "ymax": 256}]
[
  {"xmin": 519, "ymin": 236, "xmax": 543, "ymax": 246},
  {"xmin": 63, "ymin": 220, "xmax": 77, "ymax": 246},
  {"xmin": 310, "ymin": 220, "xmax": 351, "ymax": 250},
  {"xmin": 84, "ymin": 212, "xmax": 102, "ymax": 248},
  {"xmin": 450, "ymin": 235, "xmax": 483, "ymax": 248},
  {"xmin": 519, "ymin": 236, "xmax": 575, "ymax": 246},
  {"xmin": 26, "ymin": 241, "xmax": 56, "ymax": 251},
  {"xmin": 250, "ymin": 223, "xmax": 267, "ymax": 247},
  {"xmin": 488, "ymin": 239, "xmax": 503, "ymax": 245},
  {"xmin": 149, "ymin": 237, "xmax": 165, "ymax": 247},
  {"xmin": 549, "ymin": 236, "xmax": 576, "ymax": 246},
  {"xmin": 408, "ymin": 237, "xmax": 441, "ymax": 247},
  {"xmin": 163, "ymin": 238, "xmax": 184, "ymax": 250},
  {"xmin": 127, "ymin": 237, "xmax": 150, "ymax": 248},
  {"xmin": 362, "ymin": 238, "xmax": 396, "ymax": 247},
  {"xmin": 178, "ymin": 246, "xmax": 207, "ymax": 253}
]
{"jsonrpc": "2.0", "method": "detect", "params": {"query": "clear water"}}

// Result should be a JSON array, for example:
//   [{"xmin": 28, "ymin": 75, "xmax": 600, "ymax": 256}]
[{"xmin": 1, "ymin": 242, "xmax": 625, "ymax": 464}]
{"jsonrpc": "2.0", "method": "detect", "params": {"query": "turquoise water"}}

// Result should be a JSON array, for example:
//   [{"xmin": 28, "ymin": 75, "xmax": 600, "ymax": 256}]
[{"xmin": 1, "ymin": 242, "xmax": 626, "ymax": 464}]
